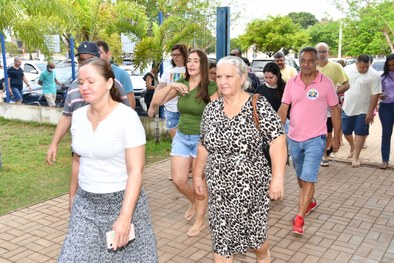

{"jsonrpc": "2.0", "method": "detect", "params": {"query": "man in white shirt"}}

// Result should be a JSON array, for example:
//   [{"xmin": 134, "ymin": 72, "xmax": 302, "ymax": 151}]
[{"xmin": 342, "ymin": 54, "xmax": 382, "ymax": 167}]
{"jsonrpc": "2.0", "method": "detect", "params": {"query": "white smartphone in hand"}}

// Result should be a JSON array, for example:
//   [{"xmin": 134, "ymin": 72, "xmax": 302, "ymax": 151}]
[{"xmin": 106, "ymin": 223, "xmax": 135, "ymax": 250}]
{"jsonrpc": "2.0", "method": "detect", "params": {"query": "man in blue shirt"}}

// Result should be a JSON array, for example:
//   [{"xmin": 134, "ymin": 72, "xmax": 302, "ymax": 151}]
[
  {"xmin": 96, "ymin": 40, "xmax": 135, "ymax": 109},
  {"xmin": 38, "ymin": 62, "xmax": 62, "ymax": 107}
]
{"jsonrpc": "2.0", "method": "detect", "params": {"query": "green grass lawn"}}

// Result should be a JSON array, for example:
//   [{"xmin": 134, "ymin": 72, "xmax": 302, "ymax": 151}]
[{"xmin": 0, "ymin": 118, "xmax": 171, "ymax": 215}]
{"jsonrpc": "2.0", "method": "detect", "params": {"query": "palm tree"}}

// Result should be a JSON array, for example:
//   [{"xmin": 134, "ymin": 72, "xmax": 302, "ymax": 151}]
[{"xmin": 0, "ymin": 0, "xmax": 71, "ymax": 58}]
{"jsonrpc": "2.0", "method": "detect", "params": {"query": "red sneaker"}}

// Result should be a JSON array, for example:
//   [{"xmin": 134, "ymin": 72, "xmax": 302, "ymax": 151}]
[
  {"xmin": 292, "ymin": 215, "xmax": 304, "ymax": 235},
  {"xmin": 305, "ymin": 199, "xmax": 318, "ymax": 216}
]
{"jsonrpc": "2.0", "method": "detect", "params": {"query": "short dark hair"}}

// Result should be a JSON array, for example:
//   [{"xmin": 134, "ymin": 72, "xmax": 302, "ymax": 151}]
[
  {"xmin": 230, "ymin": 48, "xmax": 241, "ymax": 57},
  {"xmin": 209, "ymin": 61, "xmax": 216, "ymax": 69},
  {"xmin": 299, "ymin": 46, "xmax": 318, "ymax": 59},
  {"xmin": 273, "ymin": 52, "xmax": 285, "ymax": 59},
  {"xmin": 357, "ymin": 54, "xmax": 370, "ymax": 64},
  {"xmin": 241, "ymin": 57, "xmax": 250, "ymax": 66},
  {"xmin": 96, "ymin": 40, "xmax": 110, "ymax": 53}
]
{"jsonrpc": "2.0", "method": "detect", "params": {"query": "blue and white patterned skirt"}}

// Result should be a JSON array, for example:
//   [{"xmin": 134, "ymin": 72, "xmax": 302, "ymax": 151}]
[{"xmin": 58, "ymin": 187, "xmax": 158, "ymax": 262}]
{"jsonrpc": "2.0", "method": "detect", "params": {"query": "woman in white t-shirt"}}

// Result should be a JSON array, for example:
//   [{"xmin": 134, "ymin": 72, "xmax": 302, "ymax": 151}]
[
  {"xmin": 147, "ymin": 44, "xmax": 188, "ymax": 138},
  {"xmin": 58, "ymin": 58, "xmax": 158, "ymax": 262}
]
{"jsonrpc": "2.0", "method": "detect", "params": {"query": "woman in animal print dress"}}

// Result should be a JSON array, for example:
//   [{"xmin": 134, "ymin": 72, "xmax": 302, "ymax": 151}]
[{"xmin": 193, "ymin": 56, "xmax": 287, "ymax": 263}]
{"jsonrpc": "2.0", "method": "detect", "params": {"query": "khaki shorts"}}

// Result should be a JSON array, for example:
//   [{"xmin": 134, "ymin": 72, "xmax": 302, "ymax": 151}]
[{"xmin": 44, "ymin": 94, "xmax": 56, "ymax": 107}]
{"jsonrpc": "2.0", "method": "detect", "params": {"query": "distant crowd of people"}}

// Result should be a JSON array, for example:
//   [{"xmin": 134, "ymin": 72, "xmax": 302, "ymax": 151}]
[{"xmin": 40, "ymin": 40, "xmax": 393, "ymax": 262}]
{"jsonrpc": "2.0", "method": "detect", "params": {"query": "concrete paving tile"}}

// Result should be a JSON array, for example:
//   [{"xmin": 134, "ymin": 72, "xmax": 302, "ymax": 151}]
[
  {"xmin": 350, "ymin": 255, "xmax": 380, "ymax": 263},
  {"xmin": 336, "ymin": 251, "xmax": 353, "ymax": 262},
  {"xmin": 1, "ymin": 122, "xmax": 393, "ymax": 262},
  {"xmin": 322, "ymin": 248, "xmax": 341, "ymax": 260},
  {"xmin": 26, "ymin": 252, "xmax": 51, "ymax": 263},
  {"xmin": 7, "ymin": 249, "xmax": 34, "ymax": 262},
  {"xmin": 381, "ymin": 252, "xmax": 394, "ymax": 263}
]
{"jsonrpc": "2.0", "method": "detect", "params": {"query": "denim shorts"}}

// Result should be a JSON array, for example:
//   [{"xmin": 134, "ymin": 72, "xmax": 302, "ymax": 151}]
[
  {"xmin": 170, "ymin": 130, "xmax": 200, "ymax": 158},
  {"xmin": 164, "ymin": 108, "xmax": 180, "ymax": 129},
  {"xmin": 11, "ymin": 87, "xmax": 23, "ymax": 101},
  {"xmin": 341, "ymin": 111, "xmax": 369, "ymax": 136},
  {"xmin": 288, "ymin": 135, "xmax": 326, "ymax": 183}
]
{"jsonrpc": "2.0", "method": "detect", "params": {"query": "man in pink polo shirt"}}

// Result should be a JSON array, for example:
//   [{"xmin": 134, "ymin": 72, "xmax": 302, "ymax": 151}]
[{"xmin": 278, "ymin": 46, "xmax": 341, "ymax": 235}]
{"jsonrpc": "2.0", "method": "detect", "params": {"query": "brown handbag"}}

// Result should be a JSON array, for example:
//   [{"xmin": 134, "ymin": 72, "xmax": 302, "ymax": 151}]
[{"xmin": 252, "ymin": 94, "xmax": 271, "ymax": 168}]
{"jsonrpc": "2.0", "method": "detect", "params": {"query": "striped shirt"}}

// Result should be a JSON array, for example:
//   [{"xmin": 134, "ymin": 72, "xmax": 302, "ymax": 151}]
[{"xmin": 62, "ymin": 79, "xmax": 130, "ymax": 116}]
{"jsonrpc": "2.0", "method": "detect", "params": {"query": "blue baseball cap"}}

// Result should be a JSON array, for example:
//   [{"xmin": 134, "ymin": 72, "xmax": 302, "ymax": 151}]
[{"xmin": 76, "ymin": 41, "xmax": 100, "ymax": 57}]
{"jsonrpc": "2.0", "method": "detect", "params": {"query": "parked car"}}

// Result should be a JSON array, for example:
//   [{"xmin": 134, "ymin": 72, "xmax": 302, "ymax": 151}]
[
  {"xmin": 119, "ymin": 64, "xmax": 148, "ymax": 116},
  {"xmin": 251, "ymin": 58, "xmax": 300, "ymax": 83},
  {"xmin": 7, "ymin": 60, "xmax": 48, "ymax": 82},
  {"xmin": 250, "ymin": 58, "xmax": 274, "ymax": 82},
  {"xmin": 345, "ymin": 58, "xmax": 357, "ymax": 66},
  {"xmin": 287, "ymin": 58, "xmax": 300, "ymax": 72},
  {"xmin": 3, "ymin": 83, "xmax": 67, "ymax": 107},
  {"xmin": 2, "ymin": 65, "xmax": 73, "ymax": 107},
  {"xmin": 371, "ymin": 59, "xmax": 385, "ymax": 75}
]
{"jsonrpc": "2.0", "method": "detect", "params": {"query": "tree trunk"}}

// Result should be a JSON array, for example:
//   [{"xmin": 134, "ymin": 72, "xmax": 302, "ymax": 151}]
[{"xmin": 382, "ymin": 30, "xmax": 394, "ymax": 53}]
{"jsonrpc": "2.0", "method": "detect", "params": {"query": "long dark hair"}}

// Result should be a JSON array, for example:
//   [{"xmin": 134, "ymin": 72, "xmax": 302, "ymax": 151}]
[
  {"xmin": 382, "ymin": 53, "xmax": 394, "ymax": 81},
  {"xmin": 79, "ymin": 58, "xmax": 122, "ymax": 102},
  {"xmin": 263, "ymin": 62, "xmax": 286, "ymax": 100},
  {"xmin": 170, "ymin": 44, "xmax": 188, "ymax": 67},
  {"xmin": 185, "ymin": 49, "xmax": 211, "ymax": 104}
]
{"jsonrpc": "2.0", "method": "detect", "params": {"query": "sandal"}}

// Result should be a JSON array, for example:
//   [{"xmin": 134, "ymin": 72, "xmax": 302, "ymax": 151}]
[
  {"xmin": 352, "ymin": 160, "xmax": 360, "ymax": 168},
  {"xmin": 187, "ymin": 225, "xmax": 206, "ymax": 237},
  {"xmin": 320, "ymin": 160, "xmax": 329, "ymax": 167}
]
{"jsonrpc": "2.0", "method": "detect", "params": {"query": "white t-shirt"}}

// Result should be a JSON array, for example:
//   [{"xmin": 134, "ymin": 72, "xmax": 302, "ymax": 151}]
[
  {"xmin": 342, "ymin": 64, "xmax": 382, "ymax": 116},
  {"xmin": 71, "ymin": 103, "xmax": 146, "ymax": 193},
  {"xmin": 159, "ymin": 66, "xmax": 186, "ymax": 112}
]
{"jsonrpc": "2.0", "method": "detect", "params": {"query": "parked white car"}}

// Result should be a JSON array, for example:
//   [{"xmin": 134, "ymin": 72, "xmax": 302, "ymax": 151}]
[
  {"xmin": 371, "ymin": 59, "xmax": 385, "ymax": 75},
  {"xmin": 119, "ymin": 64, "xmax": 148, "ymax": 116},
  {"xmin": 7, "ymin": 60, "xmax": 47, "ymax": 82}
]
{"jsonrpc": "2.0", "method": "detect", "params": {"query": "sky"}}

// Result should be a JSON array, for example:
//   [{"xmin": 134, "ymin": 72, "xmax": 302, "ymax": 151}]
[{"xmin": 224, "ymin": 0, "xmax": 343, "ymax": 37}]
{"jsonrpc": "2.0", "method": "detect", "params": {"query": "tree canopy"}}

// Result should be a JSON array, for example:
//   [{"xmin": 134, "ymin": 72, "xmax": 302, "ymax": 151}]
[
  {"xmin": 287, "ymin": 12, "xmax": 319, "ymax": 29},
  {"xmin": 308, "ymin": 20, "xmax": 340, "ymax": 56},
  {"xmin": 237, "ymin": 16, "xmax": 310, "ymax": 57},
  {"xmin": 339, "ymin": 0, "xmax": 394, "ymax": 56}
]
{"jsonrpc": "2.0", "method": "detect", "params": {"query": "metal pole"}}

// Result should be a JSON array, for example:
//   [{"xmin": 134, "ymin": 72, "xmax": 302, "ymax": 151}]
[
  {"xmin": 338, "ymin": 18, "xmax": 342, "ymax": 58},
  {"xmin": 155, "ymin": 11, "xmax": 164, "ymax": 144},
  {"xmin": 159, "ymin": 12, "xmax": 164, "ymax": 77},
  {"xmin": 216, "ymin": 7, "xmax": 230, "ymax": 62},
  {"xmin": 0, "ymin": 32, "xmax": 10, "ymax": 102},
  {"xmin": 69, "ymin": 36, "xmax": 76, "ymax": 81}
]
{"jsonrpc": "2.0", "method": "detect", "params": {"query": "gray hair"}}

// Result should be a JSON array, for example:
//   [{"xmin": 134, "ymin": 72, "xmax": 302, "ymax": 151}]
[
  {"xmin": 14, "ymin": 57, "xmax": 21, "ymax": 63},
  {"xmin": 217, "ymin": 56, "xmax": 251, "ymax": 90}
]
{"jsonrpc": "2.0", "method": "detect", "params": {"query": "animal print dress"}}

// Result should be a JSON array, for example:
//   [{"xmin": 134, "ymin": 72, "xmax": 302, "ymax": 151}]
[{"xmin": 200, "ymin": 95, "xmax": 284, "ymax": 257}]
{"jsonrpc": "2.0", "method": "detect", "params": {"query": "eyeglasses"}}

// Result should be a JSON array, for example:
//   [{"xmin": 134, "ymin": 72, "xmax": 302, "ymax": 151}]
[
  {"xmin": 171, "ymin": 53, "xmax": 182, "ymax": 58},
  {"xmin": 318, "ymin": 50, "xmax": 328, "ymax": 53},
  {"xmin": 230, "ymin": 53, "xmax": 236, "ymax": 56}
]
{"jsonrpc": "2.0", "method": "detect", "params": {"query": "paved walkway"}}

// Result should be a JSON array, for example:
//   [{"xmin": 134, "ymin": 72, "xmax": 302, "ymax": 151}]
[{"xmin": 1, "ymin": 118, "xmax": 394, "ymax": 262}]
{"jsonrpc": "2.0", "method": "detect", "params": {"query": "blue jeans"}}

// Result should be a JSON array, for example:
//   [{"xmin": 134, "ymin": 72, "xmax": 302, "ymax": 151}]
[
  {"xmin": 11, "ymin": 87, "xmax": 23, "ymax": 102},
  {"xmin": 164, "ymin": 108, "xmax": 180, "ymax": 129},
  {"xmin": 288, "ymin": 135, "xmax": 326, "ymax": 183},
  {"xmin": 170, "ymin": 130, "xmax": 200, "ymax": 158},
  {"xmin": 379, "ymin": 102, "xmax": 394, "ymax": 162}
]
